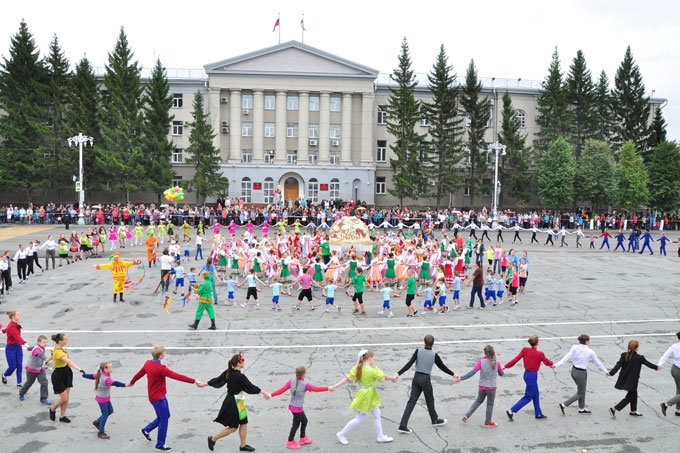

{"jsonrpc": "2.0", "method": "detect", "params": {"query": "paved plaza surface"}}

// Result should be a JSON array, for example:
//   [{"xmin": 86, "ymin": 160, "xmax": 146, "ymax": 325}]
[{"xmin": 0, "ymin": 224, "xmax": 678, "ymax": 453}]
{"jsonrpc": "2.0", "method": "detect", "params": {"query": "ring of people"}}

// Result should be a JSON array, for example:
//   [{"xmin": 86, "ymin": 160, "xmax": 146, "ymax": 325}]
[{"xmin": 0, "ymin": 220, "xmax": 678, "ymax": 452}]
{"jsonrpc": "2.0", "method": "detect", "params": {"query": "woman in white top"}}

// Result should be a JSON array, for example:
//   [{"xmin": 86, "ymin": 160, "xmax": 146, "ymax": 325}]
[
  {"xmin": 658, "ymin": 331, "xmax": 680, "ymax": 416},
  {"xmin": 555, "ymin": 334, "xmax": 607, "ymax": 414},
  {"xmin": 13, "ymin": 245, "xmax": 28, "ymax": 283}
]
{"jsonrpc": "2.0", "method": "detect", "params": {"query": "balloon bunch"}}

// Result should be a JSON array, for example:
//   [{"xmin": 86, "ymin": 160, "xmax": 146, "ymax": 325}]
[{"xmin": 163, "ymin": 186, "xmax": 185, "ymax": 203}]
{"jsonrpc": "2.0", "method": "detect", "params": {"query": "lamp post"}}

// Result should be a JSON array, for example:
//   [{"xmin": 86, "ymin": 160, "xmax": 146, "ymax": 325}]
[
  {"xmin": 354, "ymin": 186, "xmax": 358, "ymax": 205},
  {"xmin": 67, "ymin": 133, "xmax": 94, "ymax": 225},
  {"xmin": 488, "ymin": 141, "xmax": 506, "ymax": 224}
]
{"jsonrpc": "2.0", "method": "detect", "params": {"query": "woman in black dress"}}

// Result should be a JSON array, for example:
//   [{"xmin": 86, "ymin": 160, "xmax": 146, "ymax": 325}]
[
  {"xmin": 607, "ymin": 339, "xmax": 659, "ymax": 418},
  {"xmin": 200, "ymin": 352, "xmax": 270, "ymax": 452}
]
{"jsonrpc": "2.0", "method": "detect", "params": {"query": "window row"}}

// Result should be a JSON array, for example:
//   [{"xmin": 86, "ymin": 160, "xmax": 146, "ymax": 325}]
[
  {"xmin": 240, "ymin": 177, "xmax": 341, "ymax": 203},
  {"xmin": 241, "ymin": 94, "xmax": 341, "ymax": 112},
  {"xmin": 244, "ymin": 150, "xmax": 340, "ymax": 165},
  {"xmin": 376, "ymin": 105, "xmax": 527, "ymax": 128},
  {"xmin": 243, "ymin": 123, "xmax": 340, "ymax": 139}
]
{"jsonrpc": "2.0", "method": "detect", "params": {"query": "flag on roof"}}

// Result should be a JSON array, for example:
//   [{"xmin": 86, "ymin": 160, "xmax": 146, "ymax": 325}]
[{"xmin": 272, "ymin": 17, "xmax": 280, "ymax": 32}]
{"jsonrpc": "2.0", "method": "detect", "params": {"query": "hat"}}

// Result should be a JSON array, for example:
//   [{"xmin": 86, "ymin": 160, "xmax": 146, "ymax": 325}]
[{"xmin": 113, "ymin": 252, "xmax": 120, "ymax": 259}]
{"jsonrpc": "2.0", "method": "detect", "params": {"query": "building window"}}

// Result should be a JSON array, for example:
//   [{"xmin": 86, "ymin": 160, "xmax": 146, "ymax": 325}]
[
  {"xmin": 486, "ymin": 107, "xmax": 493, "ymax": 128},
  {"xmin": 242, "ymin": 122, "xmax": 253, "ymax": 137},
  {"xmin": 376, "ymin": 177, "xmax": 386, "ymax": 195},
  {"xmin": 172, "ymin": 94, "xmax": 183, "ymax": 108},
  {"xmin": 420, "ymin": 117, "xmax": 430, "ymax": 127},
  {"xmin": 308, "ymin": 151, "xmax": 318, "ymax": 164},
  {"xmin": 466, "ymin": 148, "xmax": 471, "ymax": 165},
  {"xmin": 241, "ymin": 150, "xmax": 252, "ymax": 163},
  {"xmin": 264, "ymin": 95, "xmax": 275, "ymax": 110},
  {"xmin": 172, "ymin": 121, "xmax": 183, "ymax": 136},
  {"xmin": 377, "ymin": 140, "xmax": 387, "ymax": 162},
  {"xmin": 329, "ymin": 152, "xmax": 340, "ymax": 165},
  {"xmin": 287, "ymin": 150, "xmax": 298, "ymax": 164},
  {"xmin": 287, "ymin": 123, "xmax": 298, "ymax": 138},
  {"xmin": 377, "ymin": 106, "xmax": 387, "ymax": 125},
  {"xmin": 264, "ymin": 149, "xmax": 275, "ymax": 164},
  {"xmin": 172, "ymin": 148, "xmax": 183, "ymax": 163},
  {"xmin": 264, "ymin": 122, "xmax": 275, "ymax": 137},
  {"xmin": 465, "ymin": 113, "xmax": 471, "ymax": 128},
  {"xmin": 309, "ymin": 96, "xmax": 320, "ymax": 112},
  {"xmin": 515, "ymin": 109, "xmax": 527, "ymax": 128},
  {"xmin": 308, "ymin": 178, "xmax": 319, "ymax": 203},
  {"xmin": 482, "ymin": 178, "xmax": 491, "ymax": 196},
  {"xmin": 330, "ymin": 178, "xmax": 340, "ymax": 200},
  {"xmin": 172, "ymin": 175, "xmax": 182, "ymax": 187},
  {"xmin": 330, "ymin": 124, "xmax": 341, "ymax": 139},
  {"xmin": 464, "ymin": 186, "xmax": 471, "ymax": 196},
  {"xmin": 242, "ymin": 94, "xmax": 253, "ymax": 109},
  {"xmin": 241, "ymin": 177, "xmax": 252, "ymax": 203},
  {"xmin": 330, "ymin": 96, "xmax": 341, "ymax": 112},
  {"xmin": 263, "ymin": 177, "xmax": 275, "ymax": 203},
  {"xmin": 309, "ymin": 124, "xmax": 319, "ymax": 138},
  {"xmin": 287, "ymin": 95, "xmax": 299, "ymax": 110}
]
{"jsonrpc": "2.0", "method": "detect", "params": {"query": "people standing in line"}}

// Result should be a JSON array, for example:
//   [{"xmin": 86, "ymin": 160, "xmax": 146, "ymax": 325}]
[
  {"xmin": 504, "ymin": 335, "xmax": 554, "ymax": 421},
  {"xmin": 658, "ymin": 331, "xmax": 680, "ymax": 416},
  {"xmin": 333, "ymin": 350, "xmax": 398, "ymax": 445},
  {"xmin": 460, "ymin": 345, "xmax": 504, "ymax": 428},
  {"xmin": 199, "ymin": 352, "xmax": 270, "ymax": 452},
  {"xmin": 599, "ymin": 228, "xmax": 612, "ymax": 250},
  {"xmin": 82, "ymin": 361, "xmax": 129, "ymax": 439},
  {"xmin": 57, "ymin": 233, "xmax": 70, "ymax": 266},
  {"xmin": 129, "ymin": 345, "xmax": 201, "ymax": 452},
  {"xmin": 395, "ymin": 335, "xmax": 457, "ymax": 433},
  {"xmin": 40, "ymin": 235, "xmax": 57, "ymax": 270},
  {"xmin": 2, "ymin": 310, "xmax": 26, "ymax": 386},
  {"xmin": 49, "ymin": 333, "xmax": 86, "ymax": 423},
  {"xmin": 0, "ymin": 253, "xmax": 9, "ymax": 300},
  {"xmin": 269, "ymin": 365, "xmax": 333, "ymax": 450},
  {"xmin": 18, "ymin": 334, "xmax": 51, "ymax": 405},
  {"xmin": 559, "ymin": 226, "xmax": 569, "ymax": 247},
  {"xmin": 554, "ymin": 334, "xmax": 608, "ymax": 415},
  {"xmin": 512, "ymin": 223, "xmax": 522, "ymax": 243},
  {"xmin": 13, "ymin": 244, "xmax": 28, "ymax": 284},
  {"xmin": 575, "ymin": 226, "xmax": 584, "ymax": 248},
  {"xmin": 466, "ymin": 261, "xmax": 485, "ymax": 309},
  {"xmin": 607, "ymin": 339, "xmax": 659, "ymax": 418}
]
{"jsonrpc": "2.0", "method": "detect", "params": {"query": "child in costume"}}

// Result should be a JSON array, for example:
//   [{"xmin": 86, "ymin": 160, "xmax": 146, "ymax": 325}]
[
  {"xmin": 188, "ymin": 272, "xmax": 217, "ymax": 330},
  {"xmin": 95, "ymin": 252, "xmax": 142, "ymax": 302}
]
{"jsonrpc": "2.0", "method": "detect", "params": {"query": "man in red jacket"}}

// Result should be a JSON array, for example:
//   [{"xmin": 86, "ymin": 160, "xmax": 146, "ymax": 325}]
[{"xmin": 129, "ymin": 345, "xmax": 202, "ymax": 452}]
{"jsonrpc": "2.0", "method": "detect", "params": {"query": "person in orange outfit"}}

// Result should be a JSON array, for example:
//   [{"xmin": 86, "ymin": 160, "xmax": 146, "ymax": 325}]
[
  {"xmin": 95, "ymin": 252, "xmax": 141, "ymax": 302},
  {"xmin": 146, "ymin": 232, "xmax": 159, "ymax": 268}
]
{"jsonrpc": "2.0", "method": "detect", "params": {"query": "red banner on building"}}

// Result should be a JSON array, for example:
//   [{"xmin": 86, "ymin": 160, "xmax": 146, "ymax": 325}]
[
  {"xmin": 320, "ymin": 183, "xmax": 329, "ymax": 191},
  {"xmin": 253, "ymin": 182, "xmax": 262, "ymax": 190}
]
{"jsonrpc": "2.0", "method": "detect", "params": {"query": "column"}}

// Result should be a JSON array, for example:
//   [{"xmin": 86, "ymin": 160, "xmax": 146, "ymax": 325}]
[
  {"xmin": 360, "ymin": 92, "xmax": 375, "ymax": 164},
  {"xmin": 341, "ymin": 92, "xmax": 353, "ymax": 164},
  {"xmin": 229, "ymin": 89, "xmax": 242, "ymax": 163},
  {"xmin": 275, "ymin": 91, "xmax": 287, "ymax": 162},
  {"xmin": 208, "ymin": 87, "xmax": 222, "ymax": 157},
  {"xmin": 298, "ymin": 91, "xmax": 309, "ymax": 164},
  {"xmin": 319, "ymin": 92, "xmax": 330, "ymax": 163},
  {"xmin": 253, "ymin": 90, "xmax": 264, "ymax": 162}
]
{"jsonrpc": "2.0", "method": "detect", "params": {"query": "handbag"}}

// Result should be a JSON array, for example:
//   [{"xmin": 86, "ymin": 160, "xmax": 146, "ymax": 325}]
[{"xmin": 234, "ymin": 393, "xmax": 247, "ymax": 420}]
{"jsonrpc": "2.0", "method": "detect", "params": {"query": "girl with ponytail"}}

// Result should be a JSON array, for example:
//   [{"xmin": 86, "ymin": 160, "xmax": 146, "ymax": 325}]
[
  {"xmin": 460, "ymin": 345, "xmax": 504, "ymax": 427},
  {"xmin": 82, "ymin": 361, "xmax": 128, "ymax": 439},
  {"xmin": 607, "ymin": 339, "xmax": 659, "ymax": 418},
  {"xmin": 333, "ymin": 350, "xmax": 398, "ymax": 445}
]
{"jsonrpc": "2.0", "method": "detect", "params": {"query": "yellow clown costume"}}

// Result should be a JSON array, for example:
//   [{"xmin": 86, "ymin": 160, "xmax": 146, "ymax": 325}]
[{"xmin": 96, "ymin": 252, "xmax": 140, "ymax": 302}]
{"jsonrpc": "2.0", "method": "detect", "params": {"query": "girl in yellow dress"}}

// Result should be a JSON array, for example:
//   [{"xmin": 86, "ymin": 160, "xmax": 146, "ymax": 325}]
[{"xmin": 333, "ymin": 350, "xmax": 398, "ymax": 445}]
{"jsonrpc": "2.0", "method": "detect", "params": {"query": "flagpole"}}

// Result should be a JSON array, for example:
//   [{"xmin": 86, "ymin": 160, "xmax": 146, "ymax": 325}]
[
  {"xmin": 301, "ymin": 13, "xmax": 305, "ymax": 44},
  {"xmin": 278, "ymin": 13, "xmax": 281, "ymax": 44}
]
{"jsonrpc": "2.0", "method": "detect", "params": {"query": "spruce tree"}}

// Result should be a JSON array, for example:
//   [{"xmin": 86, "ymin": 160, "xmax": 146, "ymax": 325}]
[
  {"xmin": 385, "ymin": 38, "xmax": 428, "ymax": 206},
  {"xmin": 537, "ymin": 137, "xmax": 576, "ymax": 209},
  {"xmin": 647, "ymin": 141, "xmax": 680, "ymax": 213},
  {"xmin": 459, "ymin": 59, "xmax": 491, "ymax": 208},
  {"xmin": 565, "ymin": 50, "xmax": 598, "ymax": 156},
  {"xmin": 611, "ymin": 46, "xmax": 650, "ymax": 158},
  {"xmin": 422, "ymin": 44, "xmax": 463, "ymax": 210},
  {"xmin": 647, "ymin": 107, "xmax": 667, "ymax": 149},
  {"xmin": 97, "ymin": 27, "xmax": 144, "ymax": 201},
  {"xmin": 141, "ymin": 58, "xmax": 175, "ymax": 200},
  {"xmin": 616, "ymin": 141, "xmax": 649, "ymax": 212},
  {"xmin": 573, "ymin": 139, "xmax": 617, "ymax": 212},
  {"xmin": 0, "ymin": 20, "xmax": 50, "ymax": 201},
  {"xmin": 534, "ymin": 47, "xmax": 569, "ymax": 153},
  {"xmin": 497, "ymin": 91, "xmax": 531, "ymax": 206},
  {"xmin": 184, "ymin": 90, "xmax": 229, "ymax": 203},
  {"xmin": 593, "ymin": 71, "xmax": 614, "ymax": 143}
]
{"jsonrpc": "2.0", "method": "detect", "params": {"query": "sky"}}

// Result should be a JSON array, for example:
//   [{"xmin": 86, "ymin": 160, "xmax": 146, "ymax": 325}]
[{"xmin": 2, "ymin": 0, "xmax": 679, "ymax": 140}]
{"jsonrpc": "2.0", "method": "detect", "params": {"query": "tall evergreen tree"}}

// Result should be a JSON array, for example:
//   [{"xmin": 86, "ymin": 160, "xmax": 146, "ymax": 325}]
[
  {"xmin": 534, "ymin": 47, "xmax": 569, "ymax": 153},
  {"xmin": 385, "ymin": 38, "xmax": 429, "ymax": 206},
  {"xmin": 184, "ymin": 91, "xmax": 229, "ymax": 203},
  {"xmin": 647, "ymin": 107, "xmax": 667, "ymax": 149},
  {"xmin": 647, "ymin": 141, "xmax": 680, "ymax": 213},
  {"xmin": 611, "ymin": 46, "xmax": 651, "ymax": 158},
  {"xmin": 422, "ymin": 44, "xmax": 463, "ymax": 210},
  {"xmin": 593, "ymin": 70, "xmax": 614, "ymax": 143},
  {"xmin": 141, "ymin": 58, "xmax": 175, "ymax": 200},
  {"xmin": 44, "ymin": 35, "xmax": 73, "ymax": 203},
  {"xmin": 97, "ymin": 27, "xmax": 144, "ymax": 201},
  {"xmin": 537, "ymin": 137, "xmax": 576, "ymax": 208},
  {"xmin": 565, "ymin": 50, "xmax": 598, "ymax": 156},
  {"xmin": 573, "ymin": 139, "xmax": 617, "ymax": 211},
  {"xmin": 65, "ymin": 56, "xmax": 101, "ymax": 196},
  {"xmin": 616, "ymin": 141, "xmax": 649, "ymax": 212},
  {"xmin": 497, "ymin": 91, "xmax": 531, "ymax": 206},
  {"xmin": 459, "ymin": 59, "xmax": 491, "ymax": 208},
  {"xmin": 0, "ymin": 20, "xmax": 50, "ymax": 201}
]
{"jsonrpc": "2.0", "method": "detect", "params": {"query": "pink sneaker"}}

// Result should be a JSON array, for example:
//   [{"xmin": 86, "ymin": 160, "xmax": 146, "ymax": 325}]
[
  {"xmin": 286, "ymin": 440, "xmax": 301, "ymax": 449},
  {"xmin": 299, "ymin": 436, "xmax": 313, "ymax": 445}
]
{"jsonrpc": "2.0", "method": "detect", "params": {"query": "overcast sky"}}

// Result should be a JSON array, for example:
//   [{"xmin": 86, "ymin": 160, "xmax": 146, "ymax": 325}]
[{"xmin": 2, "ymin": 0, "xmax": 678, "ymax": 140}]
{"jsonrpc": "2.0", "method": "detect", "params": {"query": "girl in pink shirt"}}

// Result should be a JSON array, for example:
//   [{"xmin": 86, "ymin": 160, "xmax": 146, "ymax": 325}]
[{"xmin": 82, "ymin": 361, "xmax": 128, "ymax": 439}]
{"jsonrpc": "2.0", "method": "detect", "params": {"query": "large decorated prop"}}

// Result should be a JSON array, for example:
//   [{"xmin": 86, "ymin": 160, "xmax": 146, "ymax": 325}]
[
  {"xmin": 163, "ymin": 186, "xmax": 185, "ymax": 203},
  {"xmin": 328, "ymin": 216, "xmax": 374, "ymax": 253}
]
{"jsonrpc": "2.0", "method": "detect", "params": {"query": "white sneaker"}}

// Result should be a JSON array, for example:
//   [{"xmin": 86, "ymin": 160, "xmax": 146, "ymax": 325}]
[
  {"xmin": 377, "ymin": 435, "xmax": 393, "ymax": 443},
  {"xmin": 377, "ymin": 311, "xmax": 384, "ymax": 316},
  {"xmin": 336, "ymin": 432, "xmax": 348, "ymax": 445}
]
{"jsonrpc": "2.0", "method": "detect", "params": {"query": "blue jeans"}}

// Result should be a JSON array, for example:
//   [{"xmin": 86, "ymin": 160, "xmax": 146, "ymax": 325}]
[
  {"xmin": 98, "ymin": 401, "xmax": 114, "ymax": 432},
  {"xmin": 469, "ymin": 286, "xmax": 485, "ymax": 308},
  {"xmin": 3, "ymin": 343, "xmax": 23, "ymax": 384},
  {"xmin": 145, "ymin": 397, "xmax": 171, "ymax": 448},
  {"xmin": 195, "ymin": 244, "xmax": 203, "ymax": 260},
  {"xmin": 511, "ymin": 371, "xmax": 542, "ymax": 416}
]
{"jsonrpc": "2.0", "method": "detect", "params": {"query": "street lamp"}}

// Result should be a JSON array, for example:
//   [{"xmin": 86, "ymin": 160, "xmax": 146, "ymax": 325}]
[
  {"xmin": 67, "ymin": 133, "xmax": 94, "ymax": 225},
  {"xmin": 488, "ymin": 141, "xmax": 506, "ymax": 224}
]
